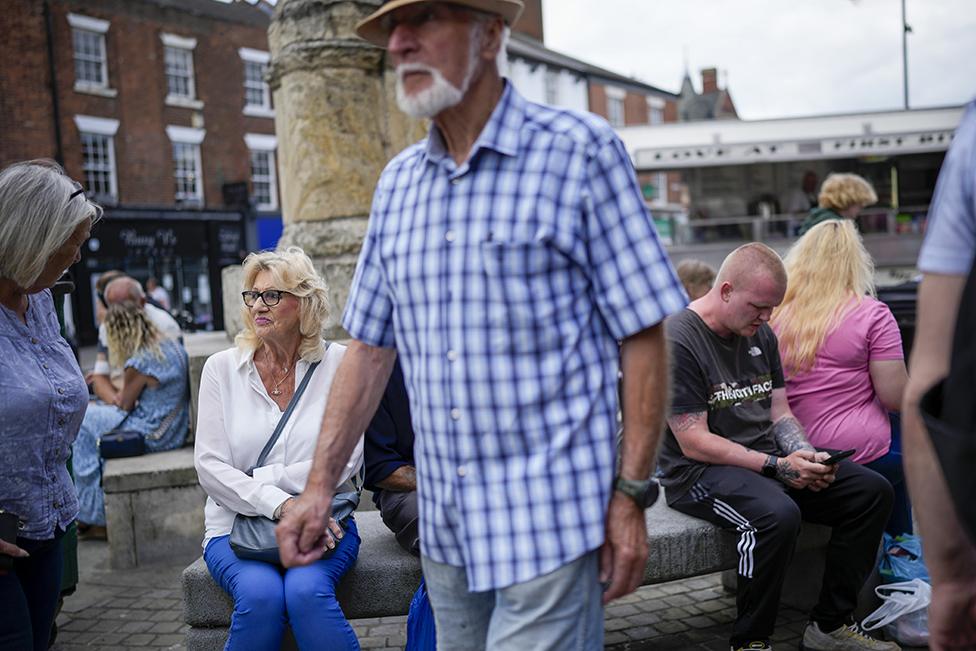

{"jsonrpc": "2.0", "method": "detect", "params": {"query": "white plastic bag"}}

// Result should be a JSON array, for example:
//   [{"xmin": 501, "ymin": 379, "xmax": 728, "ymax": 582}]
[{"xmin": 862, "ymin": 578, "xmax": 931, "ymax": 646}]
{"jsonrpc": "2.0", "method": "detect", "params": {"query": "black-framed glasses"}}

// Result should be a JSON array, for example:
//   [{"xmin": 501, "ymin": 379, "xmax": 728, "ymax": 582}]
[
  {"xmin": 242, "ymin": 289, "xmax": 288, "ymax": 307},
  {"xmin": 67, "ymin": 180, "xmax": 86, "ymax": 204}
]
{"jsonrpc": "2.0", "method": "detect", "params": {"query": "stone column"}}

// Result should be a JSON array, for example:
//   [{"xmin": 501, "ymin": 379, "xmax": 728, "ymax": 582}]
[{"xmin": 223, "ymin": 0, "xmax": 424, "ymax": 339}]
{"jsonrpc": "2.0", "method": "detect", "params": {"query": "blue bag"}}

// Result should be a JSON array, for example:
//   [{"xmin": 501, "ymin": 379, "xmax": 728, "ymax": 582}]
[
  {"xmin": 405, "ymin": 578, "xmax": 437, "ymax": 651},
  {"xmin": 879, "ymin": 533, "xmax": 930, "ymax": 584}
]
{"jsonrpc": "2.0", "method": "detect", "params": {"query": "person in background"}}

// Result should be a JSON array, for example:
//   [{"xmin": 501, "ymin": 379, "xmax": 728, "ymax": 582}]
[
  {"xmin": 785, "ymin": 170, "xmax": 819, "ymax": 214},
  {"xmin": 771, "ymin": 220, "xmax": 910, "ymax": 536},
  {"xmin": 87, "ymin": 276, "xmax": 181, "ymax": 403},
  {"xmin": 145, "ymin": 277, "xmax": 171, "ymax": 311},
  {"xmin": 903, "ymin": 99, "xmax": 976, "ymax": 651},
  {"xmin": 676, "ymin": 259, "xmax": 717, "ymax": 301},
  {"xmin": 72, "ymin": 303, "xmax": 189, "ymax": 539},
  {"xmin": 0, "ymin": 160, "xmax": 97, "ymax": 651},
  {"xmin": 363, "ymin": 359, "xmax": 419, "ymax": 555},
  {"xmin": 93, "ymin": 270, "xmax": 124, "ymax": 324},
  {"xmin": 799, "ymin": 173, "xmax": 878, "ymax": 236},
  {"xmin": 195, "ymin": 247, "xmax": 363, "ymax": 650},
  {"xmin": 659, "ymin": 243, "xmax": 897, "ymax": 651}
]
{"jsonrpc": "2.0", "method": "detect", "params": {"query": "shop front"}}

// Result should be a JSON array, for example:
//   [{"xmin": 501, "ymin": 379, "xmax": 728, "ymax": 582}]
[{"xmin": 72, "ymin": 208, "xmax": 245, "ymax": 346}]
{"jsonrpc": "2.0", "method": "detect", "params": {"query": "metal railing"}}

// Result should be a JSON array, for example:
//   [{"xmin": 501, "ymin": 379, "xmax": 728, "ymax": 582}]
[{"xmin": 653, "ymin": 206, "xmax": 931, "ymax": 247}]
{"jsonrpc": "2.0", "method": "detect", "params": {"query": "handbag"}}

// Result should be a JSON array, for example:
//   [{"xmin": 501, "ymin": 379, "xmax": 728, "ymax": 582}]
[
  {"xmin": 99, "ymin": 398, "xmax": 187, "ymax": 460},
  {"xmin": 229, "ymin": 355, "xmax": 365, "ymax": 565},
  {"xmin": 99, "ymin": 411, "xmax": 145, "ymax": 459}
]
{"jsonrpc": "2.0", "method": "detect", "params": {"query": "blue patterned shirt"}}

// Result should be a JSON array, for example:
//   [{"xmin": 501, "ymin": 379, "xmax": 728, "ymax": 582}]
[
  {"xmin": 0, "ymin": 290, "xmax": 87, "ymax": 540},
  {"xmin": 343, "ymin": 83, "xmax": 687, "ymax": 590}
]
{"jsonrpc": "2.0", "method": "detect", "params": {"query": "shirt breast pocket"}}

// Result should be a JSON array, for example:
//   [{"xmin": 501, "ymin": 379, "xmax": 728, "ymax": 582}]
[{"xmin": 480, "ymin": 239, "xmax": 578, "ymax": 354}]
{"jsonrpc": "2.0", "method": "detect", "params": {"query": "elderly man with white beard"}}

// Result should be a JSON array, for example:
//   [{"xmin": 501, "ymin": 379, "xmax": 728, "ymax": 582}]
[{"xmin": 276, "ymin": 1, "xmax": 687, "ymax": 648}]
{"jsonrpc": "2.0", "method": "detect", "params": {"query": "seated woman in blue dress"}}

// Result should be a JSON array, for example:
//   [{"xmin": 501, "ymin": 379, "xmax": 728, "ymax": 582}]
[{"xmin": 72, "ymin": 303, "xmax": 189, "ymax": 538}]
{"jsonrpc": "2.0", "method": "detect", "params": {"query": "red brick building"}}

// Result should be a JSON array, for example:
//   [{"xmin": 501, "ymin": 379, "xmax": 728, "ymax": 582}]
[{"xmin": 0, "ymin": 0, "xmax": 277, "ymax": 343}]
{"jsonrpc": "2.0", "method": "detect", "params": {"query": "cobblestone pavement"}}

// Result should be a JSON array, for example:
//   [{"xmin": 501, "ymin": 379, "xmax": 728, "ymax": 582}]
[{"xmin": 52, "ymin": 538, "xmax": 914, "ymax": 651}]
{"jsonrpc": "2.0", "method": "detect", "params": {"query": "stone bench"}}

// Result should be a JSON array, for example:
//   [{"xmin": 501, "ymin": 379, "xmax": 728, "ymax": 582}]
[
  {"xmin": 182, "ymin": 500, "xmax": 844, "ymax": 651},
  {"xmin": 103, "ymin": 446, "xmax": 376, "ymax": 570},
  {"xmin": 104, "ymin": 447, "xmax": 206, "ymax": 569}
]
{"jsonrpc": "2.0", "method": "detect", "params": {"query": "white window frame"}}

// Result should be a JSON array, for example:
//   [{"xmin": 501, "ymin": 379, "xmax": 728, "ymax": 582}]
[
  {"xmin": 544, "ymin": 68, "xmax": 560, "ymax": 106},
  {"xmin": 74, "ymin": 115, "xmax": 119, "ymax": 203},
  {"xmin": 647, "ymin": 96, "xmax": 665, "ymax": 125},
  {"xmin": 166, "ymin": 125, "xmax": 205, "ymax": 205},
  {"xmin": 68, "ymin": 13, "xmax": 116, "ymax": 97},
  {"xmin": 244, "ymin": 133, "xmax": 278, "ymax": 212},
  {"xmin": 239, "ymin": 48, "xmax": 274, "ymax": 118},
  {"xmin": 162, "ymin": 33, "xmax": 202, "ymax": 109},
  {"xmin": 606, "ymin": 86, "xmax": 626, "ymax": 128}
]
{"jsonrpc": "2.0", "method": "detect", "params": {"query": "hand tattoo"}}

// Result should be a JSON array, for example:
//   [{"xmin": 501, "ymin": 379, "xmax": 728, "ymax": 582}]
[
  {"xmin": 775, "ymin": 457, "xmax": 801, "ymax": 485},
  {"xmin": 771, "ymin": 416, "xmax": 815, "ymax": 455}
]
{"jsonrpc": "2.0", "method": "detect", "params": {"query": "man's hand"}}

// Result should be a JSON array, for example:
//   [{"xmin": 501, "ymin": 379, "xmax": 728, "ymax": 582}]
[
  {"xmin": 928, "ymin": 576, "xmax": 976, "ymax": 651},
  {"xmin": 275, "ymin": 485, "xmax": 335, "ymax": 567},
  {"xmin": 599, "ymin": 492, "xmax": 649, "ymax": 604},
  {"xmin": 775, "ymin": 450, "xmax": 834, "ymax": 490}
]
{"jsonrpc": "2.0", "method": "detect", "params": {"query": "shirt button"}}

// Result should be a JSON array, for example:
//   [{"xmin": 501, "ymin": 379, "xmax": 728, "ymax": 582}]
[
  {"xmin": 450, "ymin": 408, "xmax": 461, "ymax": 421},
  {"xmin": 31, "ymin": 337, "xmax": 38, "ymax": 344},
  {"xmin": 447, "ymin": 350, "xmax": 458, "ymax": 361},
  {"xmin": 57, "ymin": 387, "xmax": 65, "ymax": 395},
  {"xmin": 445, "ymin": 230, "xmax": 456, "ymax": 243},
  {"xmin": 43, "ymin": 363, "xmax": 49, "ymax": 370},
  {"xmin": 53, "ymin": 501, "xmax": 60, "ymax": 508},
  {"xmin": 457, "ymin": 466, "xmax": 467, "ymax": 477},
  {"xmin": 58, "ymin": 418, "xmax": 65, "ymax": 426},
  {"xmin": 451, "ymin": 177, "xmax": 462, "ymax": 185}
]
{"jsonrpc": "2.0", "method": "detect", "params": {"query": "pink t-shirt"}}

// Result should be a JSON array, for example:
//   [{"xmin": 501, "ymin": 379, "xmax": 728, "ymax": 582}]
[{"xmin": 778, "ymin": 297, "xmax": 904, "ymax": 463}]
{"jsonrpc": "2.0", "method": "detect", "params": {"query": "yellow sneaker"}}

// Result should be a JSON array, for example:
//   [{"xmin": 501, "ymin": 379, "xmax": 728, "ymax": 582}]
[{"xmin": 801, "ymin": 622, "xmax": 901, "ymax": 651}]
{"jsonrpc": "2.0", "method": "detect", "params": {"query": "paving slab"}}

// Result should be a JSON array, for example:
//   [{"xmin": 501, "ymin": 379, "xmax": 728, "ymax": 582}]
[{"xmin": 51, "ymin": 536, "xmax": 916, "ymax": 651}]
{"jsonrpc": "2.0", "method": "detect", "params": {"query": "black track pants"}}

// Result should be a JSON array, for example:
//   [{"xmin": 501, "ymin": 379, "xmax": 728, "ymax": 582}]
[{"xmin": 670, "ymin": 461, "xmax": 893, "ymax": 644}]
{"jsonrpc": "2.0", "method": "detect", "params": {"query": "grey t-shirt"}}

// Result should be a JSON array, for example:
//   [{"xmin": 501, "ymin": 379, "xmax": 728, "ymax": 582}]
[{"xmin": 658, "ymin": 308, "xmax": 785, "ymax": 503}]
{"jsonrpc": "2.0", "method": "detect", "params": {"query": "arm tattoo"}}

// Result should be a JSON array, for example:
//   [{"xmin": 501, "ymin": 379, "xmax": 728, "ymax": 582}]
[
  {"xmin": 668, "ymin": 411, "xmax": 707, "ymax": 434},
  {"xmin": 771, "ymin": 416, "xmax": 816, "ymax": 455}
]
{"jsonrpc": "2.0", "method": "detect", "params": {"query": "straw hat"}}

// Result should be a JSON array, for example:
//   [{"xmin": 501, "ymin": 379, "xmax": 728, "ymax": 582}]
[{"xmin": 356, "ymin": 0, "xmax": 525, "ymax": 47}]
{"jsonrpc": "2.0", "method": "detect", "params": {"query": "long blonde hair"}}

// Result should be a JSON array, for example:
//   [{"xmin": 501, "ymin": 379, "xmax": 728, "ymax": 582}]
[
  {"xmin": 104, "ymin": 303, "xmax": 163, "ymax": 368},
  {"xmin": 771, "ymin": 220, "xmax": 875, "ymax": 375},
  {"xmin": 235, "ymin": 247, "xmax": 330, "ymax": 362}
]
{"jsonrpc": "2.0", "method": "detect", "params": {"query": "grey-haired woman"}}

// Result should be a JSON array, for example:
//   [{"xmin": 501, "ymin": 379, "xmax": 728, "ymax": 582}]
[{"xmin": 0, "ymin": 160, "xmax": 99, "ymax": 651}]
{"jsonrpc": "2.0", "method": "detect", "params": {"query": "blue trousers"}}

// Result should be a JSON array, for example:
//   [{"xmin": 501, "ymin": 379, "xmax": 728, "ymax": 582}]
[
  {"xmin": 864, "ymin": 448, "xmax": 913, "ymax": 537},
  {"xmin": 204, "ymin": 518, "xmax": 361, "ymax": 651},
  {"xmin": 0, "ymin": 530, "xmax": 64, "ymax": 651}
]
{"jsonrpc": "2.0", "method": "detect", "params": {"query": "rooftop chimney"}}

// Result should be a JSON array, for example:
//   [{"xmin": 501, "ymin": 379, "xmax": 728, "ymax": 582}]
[{"xmin": 701, "ymin": 67, "xmax": 718, "ymax": 94}]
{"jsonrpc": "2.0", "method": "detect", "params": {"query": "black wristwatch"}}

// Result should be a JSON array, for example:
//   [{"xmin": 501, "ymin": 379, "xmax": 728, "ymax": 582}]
[
  {"xmin": 614, "ymin": 476, "xmax": 660, "ymax": 509},
  {"xmin": 761, "ymin": 455, "xmax": 779, "ymax": 478}
]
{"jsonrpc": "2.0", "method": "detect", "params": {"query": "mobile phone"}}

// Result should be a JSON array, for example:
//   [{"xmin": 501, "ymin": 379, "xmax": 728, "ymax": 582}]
[
  {"xmin": 822, "ymin": 448, "xmax": 856, "ymax": 465},
  {"xmin": 0, "ymin": 510, "xmax": 20, "ymax": 571}
]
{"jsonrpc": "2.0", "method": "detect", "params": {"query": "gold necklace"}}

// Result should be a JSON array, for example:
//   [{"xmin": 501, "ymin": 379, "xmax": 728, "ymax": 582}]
[{"xmin": 269, "ymin": 364, "xmax": 294, "ymax": 396}]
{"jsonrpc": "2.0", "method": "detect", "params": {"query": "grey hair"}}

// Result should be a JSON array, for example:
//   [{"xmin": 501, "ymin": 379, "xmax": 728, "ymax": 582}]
[
  {"xmin": 0, "ymin": 160, "xmax": 102, "ymax": 288},
  {"xmin": 464, "ymin": 7, "xmax": 511, "ymax": 76}
]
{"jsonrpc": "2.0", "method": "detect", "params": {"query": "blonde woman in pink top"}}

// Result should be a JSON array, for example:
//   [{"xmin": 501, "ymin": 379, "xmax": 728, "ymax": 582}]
[{"xmin": 771, "ymin": 219, "xmax": 911, "ymax": 535}]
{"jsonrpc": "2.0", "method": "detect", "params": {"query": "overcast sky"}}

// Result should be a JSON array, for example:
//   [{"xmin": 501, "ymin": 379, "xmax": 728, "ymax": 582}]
[{"xmin": 541, "ymin": 0, "xmax": 976, "ymax": 120}]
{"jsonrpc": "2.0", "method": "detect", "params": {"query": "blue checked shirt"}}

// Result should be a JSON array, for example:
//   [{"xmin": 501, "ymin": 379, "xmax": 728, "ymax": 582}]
[{"xmin": 343, "ymin": 82, "xmax": 687, "ymax": 591}]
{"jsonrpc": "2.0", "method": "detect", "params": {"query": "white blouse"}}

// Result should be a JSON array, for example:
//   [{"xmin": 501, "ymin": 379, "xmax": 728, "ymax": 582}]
[{"xmin": 194, "ymin": 341, "xmax": 364, "ymax": 546}]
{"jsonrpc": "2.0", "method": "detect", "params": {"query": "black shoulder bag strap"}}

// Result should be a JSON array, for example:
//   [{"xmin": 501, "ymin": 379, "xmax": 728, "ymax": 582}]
[
  {"xmin": 920, "ymin": 261, "xmax": 976, "ymax": 542},
  {"xmin": 247, "ymin": 359, "xmax": 321, "ymax": 476}
]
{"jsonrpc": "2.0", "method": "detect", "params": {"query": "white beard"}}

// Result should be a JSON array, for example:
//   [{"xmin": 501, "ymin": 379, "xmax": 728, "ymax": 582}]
[
  {"xmin": 395, "ymin": 64, "xmax": 466, "ymax": 119},
  {"xmin": 394, "ymin": 23, "xmax": 484, "ymax": 119}
]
